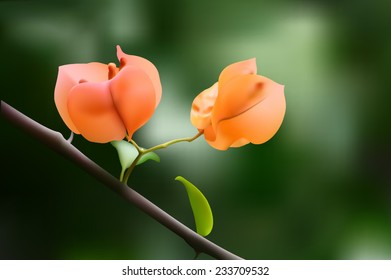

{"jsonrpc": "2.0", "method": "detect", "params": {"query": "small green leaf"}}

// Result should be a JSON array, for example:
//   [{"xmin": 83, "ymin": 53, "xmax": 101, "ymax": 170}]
[
  {"xmin": 111, "ymin": 140, "xmax": 160, "ymax": 180},
  {"xmin": 111, "ymin": 141, "xmax": 138, "ymax": 179},
  {"xmin": 137, "ymin": 151, "xmax": 160, "ymax": 166},
  {"xmin": 175, "ymin": 176, "xmax": 213, "ymax": 237}
]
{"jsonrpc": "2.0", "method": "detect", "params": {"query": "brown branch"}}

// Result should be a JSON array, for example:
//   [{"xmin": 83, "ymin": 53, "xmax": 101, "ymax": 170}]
[{"xmin": 1, "ymin": 100, "xmax": 243, "ymax": 260}]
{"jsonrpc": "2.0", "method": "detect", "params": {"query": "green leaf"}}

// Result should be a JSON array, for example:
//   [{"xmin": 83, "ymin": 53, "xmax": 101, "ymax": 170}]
[
  {"xmin": 111, "ymin": 140, "xmax": 160, "ymax": 180},
  {"xmin": 137, "ymin": 151, "xmax": 160, "ymax": 166},
  {"xmin": 175, "ymin": 176, "xmax": 213, "ymax": 237}
]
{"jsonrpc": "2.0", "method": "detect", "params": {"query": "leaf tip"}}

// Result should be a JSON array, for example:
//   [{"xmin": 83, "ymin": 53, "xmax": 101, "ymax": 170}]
[{"xmin": 175, "ymin": 175, "xmax": 184, "ymax": 182}]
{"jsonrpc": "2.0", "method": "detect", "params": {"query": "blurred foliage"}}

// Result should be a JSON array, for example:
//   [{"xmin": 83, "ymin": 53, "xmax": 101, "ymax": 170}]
[{"xmin": 1, "ymin": 0, "xmax": 390, "ymax": 259}]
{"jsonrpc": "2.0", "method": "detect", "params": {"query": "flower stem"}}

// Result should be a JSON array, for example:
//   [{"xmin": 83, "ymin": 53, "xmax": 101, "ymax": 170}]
[
  {"xmin": 121, "ymin": 152, "xmax": 142, "ymax": 184},
  {"xmin": 122, "ymin": 131, "xmax": 204, "ymax": 184},
  {"xmin": 144, "ymin": 130, "xmax": 204, "ymax": 153}
]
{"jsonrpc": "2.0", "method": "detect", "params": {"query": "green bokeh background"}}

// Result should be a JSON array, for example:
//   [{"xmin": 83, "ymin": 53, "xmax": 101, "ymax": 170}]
[{"xmin": 1, "ymin": 0, "xmax": 390, "ymax": 259}]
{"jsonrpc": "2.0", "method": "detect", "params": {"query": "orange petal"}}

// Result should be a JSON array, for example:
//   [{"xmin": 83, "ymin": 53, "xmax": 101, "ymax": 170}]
[
  {"xmin": 190, "ymin": 82, "xmax": 218, "ymax": 130},
  {"xmin": 67, "ymin": 81, "xmax": 126, "ymax": 143},
  {"xmin": 230, "ymin": 138, "xmax": 250, "ymax": 147},
  {"xmin": 235, "ymin": 81, "xmax": 285, "ymax": 144},
  {"xmin": 203, "ymin": 124, "xmax": 216, "ymax": 141},
  {"xmin": 109, "ymin": 65, "xmax": 156, "ymax": 139},
  {"xmin": 211, "ymin": 74, "xmax": 267, "ymax": 131},
  {"xmin": 218, "ymin": 58, "xmax": 257, "ymax": 89},
  {"xmin": 116, "ymin": 45, "xmax": 162, "ymax": 107},
  {"xmin": 210, "ymin": 78, "xmax": 285, "ymax": 150},
  {"xmin": 203, "ymin": 124, "xmax": 231, "ymax": 151},
  {"xmin": 54, "ymin": 62, "xmax": 108, "ymax": 133},
  {"xmin": 204, "ymin": 124, "xmax": 251, "ymax": 150}
]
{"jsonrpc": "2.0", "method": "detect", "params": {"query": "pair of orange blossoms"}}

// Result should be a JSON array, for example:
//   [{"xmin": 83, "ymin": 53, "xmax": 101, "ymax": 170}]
[{"xmin": 55, "ymin": 46, "xmax": 285, "ymax": 150}]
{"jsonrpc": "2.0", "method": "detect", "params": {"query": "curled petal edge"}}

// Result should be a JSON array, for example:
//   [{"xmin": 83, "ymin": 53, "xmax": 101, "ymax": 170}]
[
  {"xmin": 190, "ymin": 82, "xmax": 218, "ymax": 130},
  {"xmin": 218, "ymin": 58, "xmax": 257, "ymax": 89},
  {"xmin": 116, "ymin": 45, "xmax": 162, "ymax": 107}
]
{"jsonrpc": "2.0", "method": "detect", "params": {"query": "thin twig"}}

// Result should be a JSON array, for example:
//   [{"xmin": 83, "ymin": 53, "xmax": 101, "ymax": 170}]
[
  {"xmin": 123, "ymin": 131, "xmax": 204, "ymax": 184},
  {"xmin": 143, "ymin": 131, "xmax": 204, "ymax": 154},
  {"xmin": 1, "ymin": 100, "xmax": 243, "ymax": 260}
]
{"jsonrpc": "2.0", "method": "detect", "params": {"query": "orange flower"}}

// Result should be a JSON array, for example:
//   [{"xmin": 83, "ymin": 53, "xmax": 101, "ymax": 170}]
[
  {"xmin": 54, "ymin": 45, "xmax": 162, "ymax": 143},
  {"xmin": 191, "ymin": 59, "xmax": 285, "ymax": 150}
]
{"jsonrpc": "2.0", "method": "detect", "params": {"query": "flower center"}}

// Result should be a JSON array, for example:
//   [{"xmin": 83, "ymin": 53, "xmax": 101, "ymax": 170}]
[
  {"xmin": 107, "ymin": 58, "xmax": 127, "ymax": 80},
  {"xmin": 108, "ymin": 63, "xmax": 118, "ymax": 80}
]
